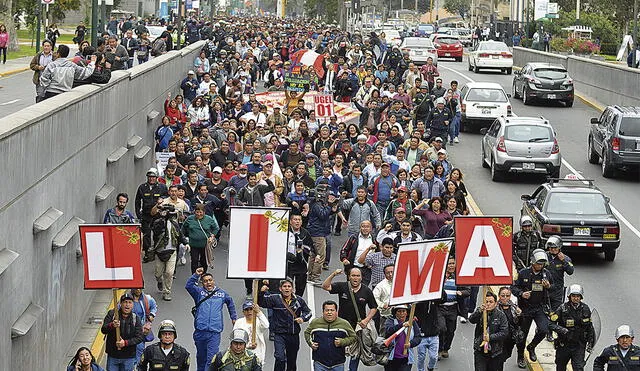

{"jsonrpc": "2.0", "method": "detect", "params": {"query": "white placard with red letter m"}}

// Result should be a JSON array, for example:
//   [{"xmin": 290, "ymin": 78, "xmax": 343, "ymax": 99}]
[
  {"xmin": 227, "ymin": 207, "xmax": 290, "ymax": 279},
  {"xmin": 454, "ymin": 216, "xmax": 513, "ymax": 286},
  {"xmin": 389, "ymin": 238, "xmax": 452, "ymax": 306}
]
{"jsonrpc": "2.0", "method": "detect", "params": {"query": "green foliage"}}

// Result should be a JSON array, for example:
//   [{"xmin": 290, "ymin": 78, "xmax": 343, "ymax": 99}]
[
  {"xmin": 443, "ymin": 0, "xmax": 470, "ymax": 19},
  {"xmin": 543, "ymin": 10, "xmax": 618, "ymax": 44},
  {"xmin": 599, "ymin": 42, "xmax": 618, "ymax": 55},
  {"xmin": 12, "ymin": 0, "xmax": 82, "ymax": 24},
  {"xmin": 549, "ymin": 37, "xmax": 568, "ymax": 52}
]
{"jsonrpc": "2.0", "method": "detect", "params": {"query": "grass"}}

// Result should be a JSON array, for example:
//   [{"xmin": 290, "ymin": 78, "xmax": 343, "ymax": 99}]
[
  {"xmin": 6, "ymin": 44, "xmax": 38, "ymax": 60},
  {"xmin": 16, "ymin": 29, "xmax": 76, "ymax": 44}
]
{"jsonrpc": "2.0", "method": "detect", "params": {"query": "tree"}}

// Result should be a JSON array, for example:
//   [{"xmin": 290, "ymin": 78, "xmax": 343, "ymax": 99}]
[
  {"xmin": 0, "ymin": 0, "xmax": 19, "ymax": 51},
  {"xmin": 443, "ymin": 0, "xmax": 470, "ymax": 19}
]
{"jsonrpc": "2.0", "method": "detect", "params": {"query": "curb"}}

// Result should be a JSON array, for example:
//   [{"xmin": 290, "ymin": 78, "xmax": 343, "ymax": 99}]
[
  {"xmin": 0, "ymin": 66, "xmax": 30, "ymax": 77},
  {"xmin": 575, "ymin": 93, "xmax": 605, "ymax": 112}
]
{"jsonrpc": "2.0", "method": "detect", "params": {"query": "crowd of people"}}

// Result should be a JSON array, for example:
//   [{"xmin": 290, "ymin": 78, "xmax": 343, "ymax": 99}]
[{"xmin": 58, "ymin": 14, "xmax": 638, "ymax": 371}]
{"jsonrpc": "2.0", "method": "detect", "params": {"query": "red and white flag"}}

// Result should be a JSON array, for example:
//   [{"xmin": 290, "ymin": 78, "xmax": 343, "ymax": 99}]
[
  {"xmin": 289, "ymin": 49, "xmax": 326, "ymax": 78},
  {"xmin": 227, "ymin": 207, "xmax": 290, "ymax": 279}
]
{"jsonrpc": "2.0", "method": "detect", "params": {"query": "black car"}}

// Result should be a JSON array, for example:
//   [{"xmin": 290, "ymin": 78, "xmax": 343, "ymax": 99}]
[
  {"xmin": 512, "ymin": 63, "xmax": 574, "ymax": 107},
  {"xmin": 588, "ymin": 105, "xmax": 640, "ymax": 178},
  {"xmin": 520, "ymin": 178, "xmax": 620, "ymax": 261}
]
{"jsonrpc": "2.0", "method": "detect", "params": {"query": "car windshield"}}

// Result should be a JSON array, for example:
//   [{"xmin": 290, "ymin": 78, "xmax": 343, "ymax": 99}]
[
  {"xmin": 478, "ymin": 42, "xmax": 509, "ymax": 51},
  {"xmin": 504, "ymin": 125, "xmax": 553, "ymax": 142},
  {"xmin": 437, "ymin": 37, "xmax": 459, "ymax": 44},
  {"xmin": 466, "ymin": 88, "xmax": 508, "ymax": 103},
  {"xmin": 618, "ymin": 117, "xmax": 640, "ymax": 136},
  {"xmin": 405, "ymin": 38, "xmax": 434, "ymax": 48},
  {"xmin": 419, "ymin": 25, "xmax": 435, "ymax": 31},
  {"xmin": 385, "ymin": 31, "xmax": 401, "ymax": 38},
  {"xmin": 533, "ymin": 68, "xmax": 568, "ymax": 79},
  {"xmin": 546, "ymin": 192, "xmax": 608, "ymax": 215}
]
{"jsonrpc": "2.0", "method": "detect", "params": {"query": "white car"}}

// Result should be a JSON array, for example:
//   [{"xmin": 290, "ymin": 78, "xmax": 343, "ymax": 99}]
[
  {"xmin": 382, "ymin": 29, "xmax": 402, "ymax": 46},
  {"xmin": 400, "ymin": 37, "xmax": 438, "ymax": 65},
  {"xmin": 468, "ymin": 40, "xmax": 513, "ymax": 74},
  {"xmin": 460, "ymin": 82, "xmax": 512, "ymax": 132},
  {"xmin": 146, "ymin": 26, "xmax": 166, "ymax": 42}
]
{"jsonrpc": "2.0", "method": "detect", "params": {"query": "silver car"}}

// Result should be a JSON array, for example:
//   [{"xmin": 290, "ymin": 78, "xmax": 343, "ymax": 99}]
[
  {"xmin": 400, "ymin": 37, "xmax": 438, "ymax": 65},
  {"xmin": 480, "ymin": 116, "xmax": 562, "ymax": 181}
]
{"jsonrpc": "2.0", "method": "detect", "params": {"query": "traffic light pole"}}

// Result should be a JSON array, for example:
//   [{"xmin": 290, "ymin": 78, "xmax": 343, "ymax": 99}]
[{"xmin": 91, "ymin": 0, "xmax": 99, "ymax": 47}]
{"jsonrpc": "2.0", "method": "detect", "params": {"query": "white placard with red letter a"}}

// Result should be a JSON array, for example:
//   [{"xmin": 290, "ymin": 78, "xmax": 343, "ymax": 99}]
[
  {"xmin": 455, "ymin": 216, "xmax": 513, "ymax": 285},
  {"xmin": 389, "ymin": 239, "xmax": 452, "ymax": 305},
  {"xmin": 227, "ymin": 207, "xmax": 290, "ymax": 279},
  {"xmin": 79, "ymin": 224, "xmax": 144, "ymax": 289},
  {"xmin": 314, "ymin": 94, "xmax": 334, "ymax": 118}
]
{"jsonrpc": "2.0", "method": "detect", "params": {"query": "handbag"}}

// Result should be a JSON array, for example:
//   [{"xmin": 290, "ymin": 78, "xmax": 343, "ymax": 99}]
[{"xmin": 197, "ymin": 218, "xmax": 217, "ymax": 267}]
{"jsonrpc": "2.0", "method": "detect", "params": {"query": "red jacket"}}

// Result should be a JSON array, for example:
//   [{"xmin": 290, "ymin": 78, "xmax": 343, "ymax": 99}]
[{"xmin": 164, "ymin": 98, "xmax": 186, "ymax": 125}]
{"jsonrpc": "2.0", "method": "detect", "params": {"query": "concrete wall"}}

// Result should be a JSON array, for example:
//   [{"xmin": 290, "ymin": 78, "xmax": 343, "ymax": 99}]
[
  {"xmin": 0, "ymin": 40, "xmax": 204, "ymax": 371},
  {"xmin": 513, "ymin": 46, "xmax": 640, "ymax": 107}
]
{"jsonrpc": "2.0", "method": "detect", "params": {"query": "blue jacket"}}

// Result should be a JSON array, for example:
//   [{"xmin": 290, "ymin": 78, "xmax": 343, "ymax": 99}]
[
  {"xmin": 186, "ymin": 274, "xmax": 237, "ymax": 332},
  {"xmin": 306, "ymin": 201, "xmax": 333, "ymax": 237},
  {"xmin": 258, "ymin": 292, "xmax": 312, "ymax": 334}
]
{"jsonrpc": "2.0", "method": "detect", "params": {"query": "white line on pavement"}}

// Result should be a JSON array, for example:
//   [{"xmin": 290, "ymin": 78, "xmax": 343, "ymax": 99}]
[
  {"xmin": 440, "ymin": 63, "xmax": 640, "ymax": 241},
  {"xmin": 0, "ymin": 99, "xmax": 20, "ymax": 105},
  {"xmin": 306, "ymin": 282, "xmax": 316, "ymax": 370}
]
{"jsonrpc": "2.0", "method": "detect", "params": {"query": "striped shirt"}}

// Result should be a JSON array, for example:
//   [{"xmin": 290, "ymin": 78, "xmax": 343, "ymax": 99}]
[{"xmin": 442, "ymin": 276, "xmax": 457, "ymax": 306}]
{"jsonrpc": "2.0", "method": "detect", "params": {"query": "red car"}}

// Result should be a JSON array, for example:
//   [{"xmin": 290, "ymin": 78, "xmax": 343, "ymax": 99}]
[{"xmin": 431, "ymin": 34, "xmax": 464, "ymax": 62}]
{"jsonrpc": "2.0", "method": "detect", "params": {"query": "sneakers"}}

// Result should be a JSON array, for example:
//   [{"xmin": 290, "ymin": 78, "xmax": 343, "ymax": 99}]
[
  {"xmin": 454, "ymin": 136, "xmax": 459, "ymax": 143},
  {"xmin": 459, "ymin": 316, "xmax": 467, "ymax": 323},
  {"xmin": 180, "ymin": 256, "xmax": 187, "ymax": 265},
  {"xmin": 162, "ymin": 293, "xmax": 172, "ymax": 301},
  {"xmin": 527, "ymin": 344, "xmax": 537, "ymax": 362},
  {"xmin": 441, "ymin": 350, "xmax": 449, "ymax": 358},
  {"xmin": 517, "ymin": 355, "xmax": 526, "ymax": 368},
  {"xmin": 157, "ymin": 281, "xmax": 164, "ymax": 292}
]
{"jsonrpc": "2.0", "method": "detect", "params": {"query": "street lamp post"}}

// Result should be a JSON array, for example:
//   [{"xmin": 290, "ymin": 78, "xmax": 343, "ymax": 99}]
[{"xmin": 633, "ymin": 0, "xmax": 638, "ymax": 67}]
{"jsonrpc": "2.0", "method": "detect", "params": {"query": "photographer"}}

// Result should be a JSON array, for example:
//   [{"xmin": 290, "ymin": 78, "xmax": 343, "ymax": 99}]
[{"xmin": 306, "ymin": 185, "xmax": 340, "ymax": 286}]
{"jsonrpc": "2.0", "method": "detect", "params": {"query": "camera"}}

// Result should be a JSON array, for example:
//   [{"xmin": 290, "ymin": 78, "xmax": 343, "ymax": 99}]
[
  {"xmin": 307, "ymin": 183, "xmax": 329, "ymax": 204},
  {"xmin": 157, "ymin": 203, "xmax": 178, "ymax": 218}
]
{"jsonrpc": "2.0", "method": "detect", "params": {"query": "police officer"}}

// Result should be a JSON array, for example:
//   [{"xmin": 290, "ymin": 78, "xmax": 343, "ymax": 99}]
[
  {"xmin": 413, "ymin": 82, "xmax": 433, "ymax": 125},
  {"xmin": 138, "ymin": 320, "xmax": 190, "ymax": 371},
  {"xmin": 512, "ymin": 216, "xmax": 542, "ymax": 270},
  {"xmin": 548, "ymin": 284, "xmax": 594, "ymax": 371},
  {"xmin": 135, "ymin": 168, "xmax": 168, "ymax": 262},
  {"xmin": 425, "ymin": 97, "xmax": 452, "ymax": 144},
  {"xmin": 545, "ymin": 235, "xmax": 574, "ymax": 341},
  {"xmin": 511, "ymin": 249, "xmax": 553, "ymax": 365},
  {"xmin": 209, "ymin": 328, "xmax": 262, "ymax": 371},
  {"xmin": 594, "ymin": 325, "xmax": 640, "ymax": 370}
]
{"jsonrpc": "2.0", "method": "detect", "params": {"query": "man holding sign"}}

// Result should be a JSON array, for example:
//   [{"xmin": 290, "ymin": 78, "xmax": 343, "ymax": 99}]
[
  {"xmin": 101, "ymin": 293, "xmax": 144, "ymax": 371},
  {"xmin": 468, "ymin": 291, "xmax": 509, "ymax": 371}
]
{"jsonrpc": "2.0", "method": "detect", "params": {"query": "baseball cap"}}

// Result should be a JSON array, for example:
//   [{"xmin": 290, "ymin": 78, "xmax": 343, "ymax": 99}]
[
  {"xmin": 434, "ymin": 137, "xmax": 443, "ymax": 142},
  {"xmin": 438, "ymin": 148, "xmax": 447, "ymax": 155},
  {"xmin": 306, "ymin": 153, "xmax": 317, "ymax": 159},
  {"xmin": 381, "ymin": 162, "xmax": 390, "ymax": 167},
  {"xmin": 242, "ymin": 301, "xmax": 254, "ymax": 311},
  {"xmin": 397, "ymin": 186, "xmax": 407, "ymax": 192},
  {"xmin": 120, "ymin": 293, "xmax": 134, "ymax": 302},
  {"xmin": 238, "ymin": 164, "xmax": 248, "ymax": 170},
  {"xmin": 394, "ymin": 207, "xmax": 406, "ymax": 214},
  {"xmin": 212, "ymin": 166, "xmax": 222, "ymax": 173},
  {"xmin": 230, "ymin": 328, "xmax": 249, "ymax": 343},
  {"xmin": 187, "ymin": 70, "xmax": 195, "ymax": 75}
]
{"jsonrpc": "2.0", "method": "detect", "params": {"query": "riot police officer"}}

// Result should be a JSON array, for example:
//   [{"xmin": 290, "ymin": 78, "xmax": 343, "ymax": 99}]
[
  {"xmin": 545, "ymin": 235, "xmax": 574, "ymax": 341},
  {"xmin": 209, "ymin": 328, "xmax": 262, "ymax": 371},
  {"xmin": 512, "ymin": 216, "xmax": 542, "ymax": 270},
  {"xmin": 594, "ymin": 325, "xmax": 640, "ymax": 370},
  {"xmin": 548, "ymin": 284, "xmax": 594, "ymax": 371},
  {"xmin": 511, "ymin": 249, "xmax": 553, "ymax": 366},
  {"xmin": 135, "ymin": 168, "xmax": 168, "ymax": 262},
  {"xmin": 138, "ymin": 319, "xmax": 190, "ymax": 371}
]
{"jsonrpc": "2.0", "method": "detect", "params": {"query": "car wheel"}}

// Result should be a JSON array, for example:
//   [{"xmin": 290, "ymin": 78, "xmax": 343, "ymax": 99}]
[
  {"xmin": 604, "ymin": 248, "xmax": 616, "ymax": 262},
  {"xmin": 587, "ymin": 137, "xmax": 599, "ymax": 164},
  {"xmin": 506, "ymin": 68, "xmax": 512, "ymax": 75},
  {"xmin": 550, "ymin": 167, "xmax": 560, "ymax": 178},
  {"xmin": 601, "ymin": 150, "xmax": 615, "ymax": 178},
  {"xmin": 468, "ymin": 61, "xmax": 473, "ymax": 71},
  {"xmin": 481, "ymin": 145, "xmax": 490, "ymax": 168},
  {"xmin": 490, "ymin": 158, "xmax": 503, "ymax": 181},
  {"xmin": 522, "ymin": 87, "xmax": 531, "ymax": 105},
  {"xmin": 473, "ymin": 64, "xmax": 479, "ymax": 73},
  {"xmin": 566, "ymin": 99, "xmax": 574, "ymax": 107},
  {"xmin": 512, "ymin": 82, "xmax": 520, "ymax": 99}
]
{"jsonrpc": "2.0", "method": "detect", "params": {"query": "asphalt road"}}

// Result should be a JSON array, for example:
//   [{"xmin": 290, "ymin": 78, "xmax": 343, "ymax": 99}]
[
  {"xmin": 436, "ymin": 56, "xmax": 640, "ymax": 368},
  {"xmin": 0, "ymin": 70, "xmax": 37, "ymax": 116}
]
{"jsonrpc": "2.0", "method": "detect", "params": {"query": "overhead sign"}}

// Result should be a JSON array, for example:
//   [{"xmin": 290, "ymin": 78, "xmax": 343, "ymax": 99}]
[
  {"xmin": 389, "ymin": 239, "xmax": 452, "ymax": 305},
  {"xmin": 455, "ymin": 216, "xmax": 513, "ymax": 286},
  {"xmin": 547, "ymin": 2, "xmax": 558, "ymax": 13},
  {"xmin": 314, "ymin": 94, "xmax": 334, "ymax": 118},
  {"xmin": 534, "ymin": 0, "xmax": 549, "ymax": 20},
  {"xmin": 80, "ymin": 225, "xmax": 144, "ymax": 289},
  {"xmin": 227, "ymin": 207, "xmax": 290, "ymax": 279}
]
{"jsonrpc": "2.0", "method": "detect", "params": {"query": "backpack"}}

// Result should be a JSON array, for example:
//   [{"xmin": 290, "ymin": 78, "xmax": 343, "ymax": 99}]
[{"xmin": 151, "ymin": 39, "xmax": 164, "ymax": 57}]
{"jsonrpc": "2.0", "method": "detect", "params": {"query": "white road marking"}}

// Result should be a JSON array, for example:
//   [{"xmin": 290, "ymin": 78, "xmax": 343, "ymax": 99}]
[
  {"xmin": 0, "ymin": 99, "xmax": 20, "ymax": 106},
  {"xmin": 441, "ymin": 63, "xmax": 640, "ymax": 241},
  {"xmin": 306, "ymin": 282, "xmax": 316, "ymax": 370}
]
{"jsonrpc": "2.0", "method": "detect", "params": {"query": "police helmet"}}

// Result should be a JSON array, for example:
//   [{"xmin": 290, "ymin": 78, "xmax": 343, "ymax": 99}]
[
  {"xmin": 545, "ymin": 235, "xmax": 563, "ymax": 250},
  {"xmin": 530, "ymin": 248, "xmax": 548, "ymax": 265},
  {"xmin": 420, "ymin": 81, "xmax": 429, "ymax": 89},
  {"xmin": 157, "ymin": 319, "xmax": 177, "ymax": 338},
  {"xmin": 230, "ymin": 328, "xmax": 249, "ymax": 344},
  {"xmin": 520, "ymin": 215, "xmax": 533, "ymax": 227},
  {"xmin": 615, "ymin": 325, "xmax": 635, "ymax": 339},
  {"xmin": 567, "ymin": 284, "xmax": 583, "ymax": 298}
]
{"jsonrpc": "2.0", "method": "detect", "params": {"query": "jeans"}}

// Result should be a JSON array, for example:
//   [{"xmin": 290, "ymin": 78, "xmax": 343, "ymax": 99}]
[
  {"xmin": 194, "ymin": 330, "xmax": 221, "ymax": 371},
  {"xmin": 449, "ymin": 112, "xmax": 461, "ymax": 142},
  {"xmin": 314, "ymin": 362, "xmax": 345, "ymax": 371},
  {"xmin": 137, "ymin": 56, "xmax": 149, "ymax": 64},
  {"xmin": 106, "ymin": 356, "xmax": 136, "ymax": 371},
  {"xmin": 348, "ymin": 356, "xmax": 359, "ymax": 371},
  {"xmin": 375, "ymin": 199, "xmax": 390, "ymax": 220},
  {"xmin": 417, "ymin": 335, "xmax": 439, "ymax": 371},
  {"xmin": 126, "ymin": 57, "xmax": 134, "ymax": 69},
  {"xmin": 274, "ymin": 333, "xmax": 300, "ymax": 371}
]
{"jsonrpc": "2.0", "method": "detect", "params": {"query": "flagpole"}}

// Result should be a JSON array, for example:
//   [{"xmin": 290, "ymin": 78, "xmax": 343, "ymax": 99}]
[
  {"xmin": 403, "ymin": 303, "xmax": 416, "ymax": 355},
  {"xmin": 251, "ymin": 280, "xmax": 258, "ymax": 346}
]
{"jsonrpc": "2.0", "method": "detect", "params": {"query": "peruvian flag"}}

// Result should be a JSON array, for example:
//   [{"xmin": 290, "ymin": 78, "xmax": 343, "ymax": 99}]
[
  {"xmin": 289, "ymin": 49, "xmax": 326, "ymax": 78},
  {"xmin": 227, "ymin": 207, "xmax": 290, "ymax": 279}
]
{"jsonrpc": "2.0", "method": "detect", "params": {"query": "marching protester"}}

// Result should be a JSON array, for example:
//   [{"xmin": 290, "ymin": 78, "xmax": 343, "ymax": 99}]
[
  {"xmin": 128, "ymin": 288, "xmax": 158, "ymax": 363},
  {"xmin": 208, "ymin": 329, "xmax": 262, "ymax": 371},
  {"xmin": 100, "ymin": 293, "xmax": 144, "ymax": 371},
  {"xmin": 469, "ymin": 291, "xmax": 509, "ymax": 371},
  {"xmin": 233, "ymin": 301, "xmax": 270, "ymax": 367},
  {"xmin": 67, "ymin": 347, "xmax": 105, "ymax": 371},
  {"xmin": 496, "ymin": 286, "xmax": 524, "ymax": 370}
]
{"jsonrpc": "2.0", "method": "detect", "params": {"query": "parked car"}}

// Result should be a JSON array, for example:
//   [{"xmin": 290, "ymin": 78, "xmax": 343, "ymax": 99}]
[
  {"xmin": 146, "ymin": 26, "xmax": 166, "ymax": 42},
  {"xmin": 520, "ymin": 178, "xmax": 620, "ymax": 261},
  {"xmin": 400, "ymin": 37, "xmax": 438, "ymax": 65},
  {"xmin": 430, "ymin": 34, "xmax": 463, "ymax": 61},
  {"xmin": 468, "ymin": 40, "xmax": 513, "ymax": 74},
  {"xmin": 588, "ymin": 105, "xmax": 640, "ymax": 177},
  {"xmin": 512, "ymin": 63, "xmax": 574, "ymax": 107},
  {"xmin": 460, "ymin": 81, "xmax": 512, "ymax": 132},
  {"xmin": 480, "ymin": 116, "xmax": 561, "ymax": 181}
]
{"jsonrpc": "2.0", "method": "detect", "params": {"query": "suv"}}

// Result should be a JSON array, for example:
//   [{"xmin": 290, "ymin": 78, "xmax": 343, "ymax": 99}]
[
  {"xmin": 588, "ymin": 106, "xmax": 640, "ymax": 178},
  {"xmin": 520, "ymin": 178, "xmax": 620, "ymax": 261},
  {"xmin": 480, "ymin": 116, "xmax": 561, "ymax": 181}
]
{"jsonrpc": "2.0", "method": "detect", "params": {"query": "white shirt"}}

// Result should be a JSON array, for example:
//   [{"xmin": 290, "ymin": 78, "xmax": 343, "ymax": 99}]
[
  {"xmin": 233, "ymin": 311, "xmax": 270, "ymax": 366},
  {"xmin": 241, "ymin": 112, "xmax": 267, "ymax": 125},
  {"xmin": 198, "ymin": 80, "xmax": 215, "ymax": 96},
  {"xmin": 373, "ymin": 279, "xmax": 392, "ymax": 317},
  {"xmin": 355, "ymin": 233, "xmax": 373, "ymax": 267},
  {"xmin": 362, "ymin": 163, "xmax": 381, "ymax": 180}
]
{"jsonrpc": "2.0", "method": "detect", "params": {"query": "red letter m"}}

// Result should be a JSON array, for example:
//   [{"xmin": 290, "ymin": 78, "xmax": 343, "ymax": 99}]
[{"xmin": 393, "ymin": 250, "xmax": 446, "ymax": 296}]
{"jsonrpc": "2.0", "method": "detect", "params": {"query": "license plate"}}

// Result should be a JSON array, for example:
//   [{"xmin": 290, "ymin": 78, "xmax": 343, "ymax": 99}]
[
  {"xmin": 636, "ymin": 141, "xmax": 640, "ymax": 150},
  {"xmin": 481, "ymin": 108, "xmax": 491, "ymax": 114},
  {"xmin": 492, "ymin": 55, "xmax": 499, "ymax": 59},
  {"xmin": 603, "ymin": 233, "xmax": 617, "ymax": 239},
  {"xmin": 523, "ymin": 163, "xmax": 535, "ymax": 170},
  {"xmin": 415, "ymin": 51, "xmax": 422, "ymax": 55},
  {"xmin": 573, "ymin": 227, "xmax": 591, "ymax": 236},
  {"xmin": 445, "ymin": 53, "xmax": 451, "ymax": 56},
  {"xmin": 547, "ymin": 94, "xmax": 556, "ymax": 99}
]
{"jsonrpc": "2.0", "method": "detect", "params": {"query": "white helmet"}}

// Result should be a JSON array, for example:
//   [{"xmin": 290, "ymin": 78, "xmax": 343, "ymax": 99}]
[
  {"xmin": 545, "ymin": 235, "xmax": 563, "ymax": 250},
  {"xmin": 567, "ymin": 284, "xmax": 583, "ymax": 298},
  {"xmin": 530, "ymin": 248, "xmax": 548, "ymax": 265},
  {"xmin": 615, "ymin": 325, "xmax": 635, "ymax": 339},
  {"xmin": 520, "ymin": 215, "xmax": 533, "ymax": 227},
  {"xmin": 157, "ymin": 319, "xmax": 177, "ymax": 338},
  {"xmin": 230, "ymin": 328, "xmax": 249, "ymax": 344}
]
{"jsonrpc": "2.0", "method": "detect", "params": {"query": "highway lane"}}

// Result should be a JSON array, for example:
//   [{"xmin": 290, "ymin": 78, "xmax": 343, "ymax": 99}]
[
  {"xmin": 436, "ymin": 57, "xmax": 640, "ymax": 367},
  {"xmin": 0, "ymin": 70, "xmax": 37, "ymax": 116}
]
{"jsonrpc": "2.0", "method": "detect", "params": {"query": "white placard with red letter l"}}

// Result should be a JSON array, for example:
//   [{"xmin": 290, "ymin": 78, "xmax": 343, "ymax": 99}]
[
  {"xmin": 389, "ymin": 239, "xmax": 452, "ymax": 306},
  {"xmin": 227, "ymin": 207, "xmax": 290, "ymax": 279}
]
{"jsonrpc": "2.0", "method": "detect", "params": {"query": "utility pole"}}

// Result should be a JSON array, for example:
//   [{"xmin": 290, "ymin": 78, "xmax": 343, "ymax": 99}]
[
  {"xmin": 177, "ymin": 0, "xmax": 182, "ymax": 49},
  {"xmin": 634, "ymin": 0, "xmax": 638, "ymax": 67},
  {"xmin": 36, "ymin": 4, "xmax": 42, "ymax": 52},
  {"xmin": 91, "ymin": 0, "xmax": 98, "ymax": 47},
  {"xmin": 576, "ymin": 0, "xmax": 580, "ymax": 21}
]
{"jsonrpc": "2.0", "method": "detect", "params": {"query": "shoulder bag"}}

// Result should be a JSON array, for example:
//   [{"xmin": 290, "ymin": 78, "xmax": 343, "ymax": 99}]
[
  {"xmin": 197, "ymin": 218, "xmax": 217, "ymax": 267},
  {"xmin": 191, "ymin": 288, "xmax": 218, "ymax": 317}
]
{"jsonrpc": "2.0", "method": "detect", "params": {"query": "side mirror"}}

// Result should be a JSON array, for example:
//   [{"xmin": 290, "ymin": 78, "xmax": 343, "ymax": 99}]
[
  {"xmin": 590, "ymin": 118, "xmax": 599, "ymax": 125},
  {"xmin": 479, "ymin": 128, "xmax": 488, "ymax": 135},
  {"xmin": 521, "ymin": 194, "xmax": 531, "ymax": 201},
  {"xmin": 506, "ymin": 93, "xmax": 512, "ymax": 98}
]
